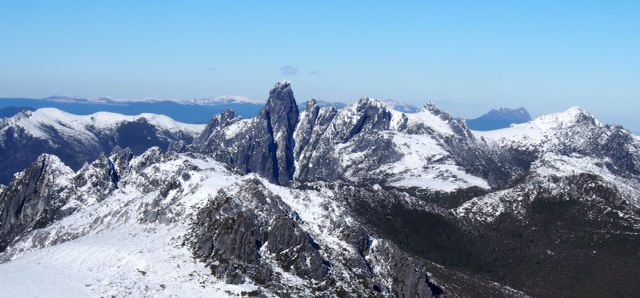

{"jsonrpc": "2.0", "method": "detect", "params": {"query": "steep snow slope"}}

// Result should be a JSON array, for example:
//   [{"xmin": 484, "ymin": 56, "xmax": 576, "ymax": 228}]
[{"xmin": 0, "ymin": 151, "xmax": 260, "ymax": 297}]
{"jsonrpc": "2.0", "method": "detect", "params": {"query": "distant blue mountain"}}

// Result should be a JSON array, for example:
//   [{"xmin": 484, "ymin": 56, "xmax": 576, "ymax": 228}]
[
  {"xmin": 0, "ymin": 96, "xmax": 264, "ymax": 123},
  {"xmin": 466, "ymin": 107, "xmax": 531, "ymax": 131}
]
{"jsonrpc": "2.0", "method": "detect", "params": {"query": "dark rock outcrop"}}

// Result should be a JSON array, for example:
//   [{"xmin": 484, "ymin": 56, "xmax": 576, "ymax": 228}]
[
  {"xmin": 195, "ymin": 81, "xmax": 299, "ymax": 185},
  {"xmin": 188, "ymin": 179, "xmax": 331, "ymax": 293},
  {"xmin": 0, "ymin": 155, "xmax": 73, "ymax": 252},
  {"xmin": 188, "ymin": 179, "xmax": 442, "ymax": 297}
]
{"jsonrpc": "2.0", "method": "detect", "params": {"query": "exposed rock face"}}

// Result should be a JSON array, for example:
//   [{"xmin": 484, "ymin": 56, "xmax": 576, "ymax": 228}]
[
  {"xmin": 294, "ymin": 98, "xmax": 402, "ymax": 183},
  {"xmin": 0, "ymin": 149, "xmax": 132, "ymax": 253},
  {"xmin": 194, "ymin": 81, "xmax": 299, "ymax": 185},
  {"xmin": 77, "ymin": 150, "xmax": 133, "ymax": 207},
  {"xmin": 0, "ymin": 155, "xmax": 73, "ymax": 252},
  {"xmin": 189, "ymin": 179, "xmax": 329, "ymax": 287},
  {"xmin": 193, "ymin": 109, "xmax": 242, "ymax": 147},
  {"xmin": 258, "ymin": 81, "xmax": 299, "ymax": 185},
  {"xmin": 187, "ymin": 179, "xmax": 441, "ymax": 297}
]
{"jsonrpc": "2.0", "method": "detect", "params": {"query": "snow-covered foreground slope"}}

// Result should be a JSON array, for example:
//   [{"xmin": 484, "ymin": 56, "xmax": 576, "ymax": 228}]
[
  {"xmin": 0, "ymin": 147, "xmax": 454, "ymax": 297},
  {"xmin": 0, "ymin": 151, "xmax": 261, "ymax": 297},
  {"xmin": 0, "ymin": 226, "xmax": 261, "ymax": 297}
]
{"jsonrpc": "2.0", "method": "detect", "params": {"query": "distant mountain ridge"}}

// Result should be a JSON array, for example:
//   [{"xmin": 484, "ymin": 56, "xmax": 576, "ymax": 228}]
[
  {"xmin": 467, "ymin": 107, "xmax": 532, "ymax": 131},
  {"xmin": 0, "ymin": 95, "xmax": 264, "ymax": 124}
]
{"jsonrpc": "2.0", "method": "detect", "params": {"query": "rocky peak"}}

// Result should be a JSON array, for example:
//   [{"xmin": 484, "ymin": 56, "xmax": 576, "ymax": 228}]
[
  {"xmin": 420, "ymin": 102, "xmax": 452, "ymax": 121},
  {"xmin": 0, "ymin": 154, "xmax": 73, "ymax": 252},
  {"xmin": 254, "ymin": 81, "xmax": 300, "ymax": 185},
  {"xmin": 304, "ymin": 98, "xmax": 319, "ymax": 114},
  {"xmin": 566, "ymin": 107, "xmax": 599, "ymax": 126},
  {"xmin": 194, "ymin": 109, "xmax": 241, "ymax": 147},
  {"xmin": 294, "ymin": 99, "xmax": 321, "ymax": 160},
  {"xmin": 260, "ymin": 81, "xmax": 299, "ymax": 134},
  {"xmin": 420, "ymin": 102, "xmax": 474, "ymax": 139},
  {"xmin": 349, "ymin": 97, "xmax": 393, "ymax": 136},
  {"xmin": 192, "ymin": 82, "xmax": 300, "ymax": 185},
  {"xmin": 73, "ymin": 152, "xmax": 120, "ymax": 202},
  {"xmin": 532, "ymin": 106, "xmax": 601, "ymax": 130}
]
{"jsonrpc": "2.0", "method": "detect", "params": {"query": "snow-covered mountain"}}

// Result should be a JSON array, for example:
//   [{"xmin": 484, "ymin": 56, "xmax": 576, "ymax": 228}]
[
  {"xmin": 1, "ymin": 82, "xmax": 639, "ymax": 297},
  {"xmin": 458, "ymin": 107, "xmax": 640, "ymax": 226},
  {"xmin": 0, "ymin": 148, "xmax": 477, "ymax": 297},
  {"xmin": 0, "ymin": 108, "xmax": 203, "ymax": 184}
]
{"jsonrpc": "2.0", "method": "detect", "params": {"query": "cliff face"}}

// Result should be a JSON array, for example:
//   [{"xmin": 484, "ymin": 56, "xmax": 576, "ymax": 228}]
[
  {"xmin": 0, "ymin": 155, "xmax": 74, "ymax": 252},
  {"xmin": 194, "ymin": 81, "xmax": 298, "ymax": 185}
]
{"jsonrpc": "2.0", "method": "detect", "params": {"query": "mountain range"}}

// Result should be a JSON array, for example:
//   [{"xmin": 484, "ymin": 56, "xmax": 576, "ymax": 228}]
[
  {"xmin": 0, "ymin": 82, "xmax": 638, "ymax": 297},
  {"xmin": 1, "ymin": 96, "xmax": 533, "ymax": 133},
  {"xmin": 0, "ymin": 95, "xmax": 264, "ymax": 124}
]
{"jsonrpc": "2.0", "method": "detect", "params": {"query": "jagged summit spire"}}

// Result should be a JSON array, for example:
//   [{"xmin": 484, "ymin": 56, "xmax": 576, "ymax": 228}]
[
  {"xmin": 195, "ymin": 81, "xmax": 300, "ymax": 185},
  {"xmin": 269, "ymin": 81, "xmax": 293, "ymax": 96},
  {"xmin": 262, "ymin": 81, "xmax": 299, "ymax": 137}
]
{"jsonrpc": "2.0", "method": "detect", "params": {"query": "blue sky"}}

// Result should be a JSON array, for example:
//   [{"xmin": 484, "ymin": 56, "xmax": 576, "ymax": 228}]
[{"xmin": 1, "ymin": 1, "xmax": 639, "ymax": 130}]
